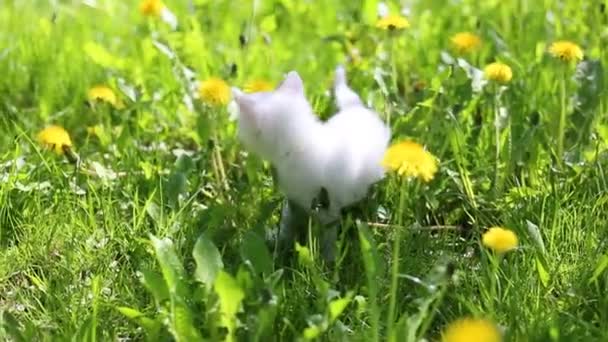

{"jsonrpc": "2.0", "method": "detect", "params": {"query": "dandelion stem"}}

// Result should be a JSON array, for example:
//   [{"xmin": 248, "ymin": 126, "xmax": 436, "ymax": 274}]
[
  {"xmin": 488, "ymin": 252, "xmax": 503, "ymax": 309},
  {"xmin": 210, "ymin": 140, "xmax": 224, "ymax": 193},
  {"xmin": 386, "ymin": 180, "xmax": 407, "ymax": 340},
  {"xmin": 493, "ymin": 91, "xmax": 501, "ymax": 194},
  {"xmin": 557, "ymin": 71, "xmax": 567, "ymax": 167},
  {"xmin": 387, "ymin": 38, "xmax": 398, "ymax": 127},
  {"xmin": 213, "ymin": 138, "xmax": 229, "ymax": 191},
  {"xmin": 214, "ymin": 153, "xmax": 228, "ymax": 193}
]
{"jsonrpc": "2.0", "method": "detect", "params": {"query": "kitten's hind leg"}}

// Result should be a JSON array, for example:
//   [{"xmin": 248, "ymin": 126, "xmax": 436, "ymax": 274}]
[
  {"xmin": 320, "ymin": 223, "xmax": 338, "ymax": 266},
  {"xmin": 313, "ymin": 187, "xmax": 339, "ymax": 265},
  {"xmin": 276, "ymin": 199, "xmax": 309, "ymax": 259}
]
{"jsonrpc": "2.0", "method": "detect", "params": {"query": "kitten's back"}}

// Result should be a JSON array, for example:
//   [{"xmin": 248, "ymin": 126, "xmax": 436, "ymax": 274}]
[{"xmin": 321, "ymin": 67, "xmax": 390, "ymax": 217}]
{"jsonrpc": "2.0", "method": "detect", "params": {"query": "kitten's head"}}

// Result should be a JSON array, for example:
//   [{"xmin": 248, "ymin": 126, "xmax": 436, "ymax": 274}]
[{"xmin": 232, "ymin": 71, "xmax": 313, "ymax": 161}]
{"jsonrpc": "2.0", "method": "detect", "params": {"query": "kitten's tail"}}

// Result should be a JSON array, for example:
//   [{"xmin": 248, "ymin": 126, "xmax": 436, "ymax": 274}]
[{"xmin": 334, "ymin": 65, "xmax": 362, "ymax": 110}]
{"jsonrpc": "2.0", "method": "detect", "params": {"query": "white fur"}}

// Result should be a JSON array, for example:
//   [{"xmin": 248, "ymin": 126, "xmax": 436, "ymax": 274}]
[
  {"xmin": 233, "ymin": 67, "xmax": 390, "ymax": 222},
  {"xmin": 321, "ymin": 66, "xmax": 390, "ymax": 219}
]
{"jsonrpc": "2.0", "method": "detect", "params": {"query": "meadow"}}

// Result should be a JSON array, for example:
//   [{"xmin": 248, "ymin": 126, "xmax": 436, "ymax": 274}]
[{"xmin": 1, "ymin": 0, "xmax": 608, "ymax": 341}]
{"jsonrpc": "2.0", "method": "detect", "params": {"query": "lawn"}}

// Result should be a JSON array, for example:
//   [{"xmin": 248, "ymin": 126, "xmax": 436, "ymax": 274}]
[{"xmin": 1, "ymin": 0, "xmax": 607, "ymax": 341}]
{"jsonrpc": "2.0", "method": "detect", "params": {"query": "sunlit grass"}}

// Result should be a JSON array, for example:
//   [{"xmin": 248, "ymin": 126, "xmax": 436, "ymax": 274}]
[{"xmin": 1, "ymin": 0, "xmax": 608, "ymax": 341}]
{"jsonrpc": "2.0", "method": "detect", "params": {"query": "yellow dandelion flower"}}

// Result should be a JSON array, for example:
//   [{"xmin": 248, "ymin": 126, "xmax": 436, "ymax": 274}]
[
  {"xmin": 548, "ymin": 40, "xmax": 583, "ymax": 62},
  {"xmin": 244, "ymin": 79, "xmax": 274, "ymax": 93},
  {"xmin": 450, "ymin": 32, "xmax": 482, "ymax": 54},
  {"xmin": 88, "ymin": 85, "xmax": 123, "ymax": 108},
  {"xmin": 484, "ymin": 62, "xmax": 512, "ymax": 83},
  {"xmin": 482, "ymin": 227, "xmax": 518, "ymax": 253},
  {"xmin": 198, "ymin": 77, "xmax": 231, "ymax": 106},
  {"xmin": 382, "ymin": 140, "xmax": 438, "ymax": 182},
  {"xmin": 140, "ymin": 0, "xmax": 164, "ymax": 17},
  {"xmin": 442, "ymin": 317, "xmax": 502, "ymax": 342},
  {"xmin": 37, "ymin": 125, "xmax": 73, "ymax": 155},
  {"xmin": 376, "ymin": 14, "xmax": 410, "ymax": 31}
]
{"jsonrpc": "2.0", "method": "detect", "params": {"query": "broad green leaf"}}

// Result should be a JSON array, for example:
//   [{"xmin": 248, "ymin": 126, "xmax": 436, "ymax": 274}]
[
  {"xmin": 526, "ymin": 220, "xmax": 546, "ymax": 255},
  {"xmin": 240, "ymin": 231, "xmax": 273, "ymax": 275},
  {"xmin": 590, "ymin": 254, "xmax": 608, "ymax": 283},
  {"xmin": 302, "ymin": 314, "xmax": 326, "ymax": 340},
  {"xmin": 397, "ymin": 261, "xmax": 452, "ymax": 342},
  {"xmin": 149, "ymin": 235, "xmax": 189, "ymax": 299},
  {"xmin": 328, "ymin": 292, "xmax": 353, "ymax": 322},
  {"xmin": 214, "ymin": 271, "xmax": 245, "ymax": 342},
  {"xmin": 165, "ymin": 172, "xmax": 187, "ymax": 208},
  {"xmin": 116, "ymin": 307, "xmax": 162, "ymax": 337},
  {"xmin": 193, "ymin": 233, "xmax": 224, "ymax": 288},
  {"xmin": 536, "ymin": 257, "xmax": 550, "ymax": 287},
  {"xmin": 303, "ymin": 325, "xmax": 323, "ymax": 340},
  {"xmin": 170, "ymin": 298, "xmax": 204, "ymax": 342},
  {"xmin": 399, "ymin": 291, "xmax": 442, "ymax": 342},
  {"xmin": 236, "ymin": 264, "xmax": 254, "ymax": 292},
  {"xmin": 140, "ymin": 269, "xmax": 170, "ymax": 305},
  {"xmin": 175, "ymin": 154, "xmax": 194, "ymax": 174},
  {"xmin": 145, "ymin": 202, "xmax": 161, "ymax": 223},
  {"xmin": 253, "ymin": 304, "xmax": 279, "ymax": 341},
  {"xmin": 116, "ymin": 306, "xmax": 145, "ymax": 319}
]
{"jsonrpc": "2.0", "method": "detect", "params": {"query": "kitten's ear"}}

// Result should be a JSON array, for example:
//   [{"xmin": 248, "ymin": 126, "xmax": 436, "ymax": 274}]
[
  {"xmin": 334, "ymin": 65, "xmax": 362, "ymax": 109},
  {"xmin": 277, "ymin": 71, "xmax": 304, "ymax": 94},
  {"xmin": 232, "ymin": 87, "xmax": 254, "ymax": 112},
  {"xmin": 232, "ymin": 87, "xmax": 245, "ymax": 101},
  {"xmin": 334, "ymin": 65, "xmax": 347, "ymax": 87}
]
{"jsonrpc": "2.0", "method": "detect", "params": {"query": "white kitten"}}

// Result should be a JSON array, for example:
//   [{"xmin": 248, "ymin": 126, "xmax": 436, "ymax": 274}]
[
  {"xmin": 321, "ymin": 66, "xmax": 390, "ymax": 221},
  {"xmin": 232, "ymin": 72, "xmax": 329, "ymax": 211},
  {"xmin": 232, "ymin": 67, "xmax": 390, "ymax": 223}
]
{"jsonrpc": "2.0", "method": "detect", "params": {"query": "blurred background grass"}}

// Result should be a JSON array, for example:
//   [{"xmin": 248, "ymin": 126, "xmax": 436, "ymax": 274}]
[{"xmin": 1, "ymin": 0, "xmax": 608, "ymax": 340}]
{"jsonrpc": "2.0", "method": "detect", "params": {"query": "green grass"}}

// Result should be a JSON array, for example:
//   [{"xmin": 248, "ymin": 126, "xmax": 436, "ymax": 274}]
[{"xmin": 1, "ymin": 0, "xmax": 608, "ymax": 340}]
